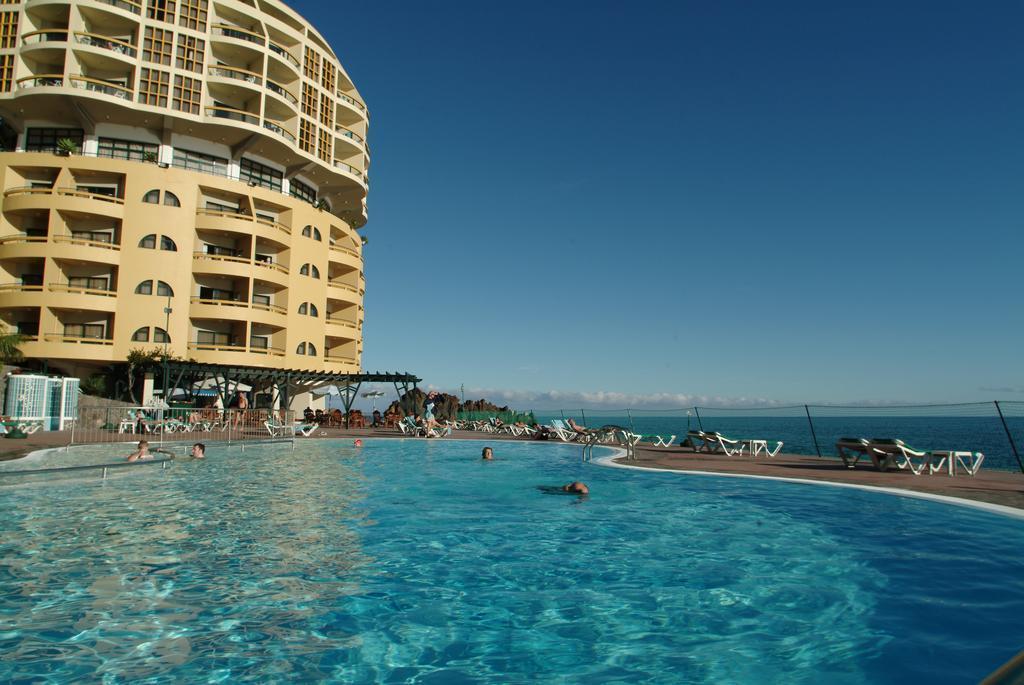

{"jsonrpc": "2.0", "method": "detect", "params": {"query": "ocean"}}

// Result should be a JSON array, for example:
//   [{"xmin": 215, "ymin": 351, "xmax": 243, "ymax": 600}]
[{"xmin": 535, "ymin": 413, "xmax": 1024, "ymax": 473}]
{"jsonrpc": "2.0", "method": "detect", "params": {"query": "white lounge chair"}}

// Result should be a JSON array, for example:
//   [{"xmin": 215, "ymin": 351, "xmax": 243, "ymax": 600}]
[
  {"xmin": 644, "ymin": 434, "xmax": 676, "ymax": 447},
  {"xmin": 548, "ymin": 420, "xmax": 578, "ymax": 442}
]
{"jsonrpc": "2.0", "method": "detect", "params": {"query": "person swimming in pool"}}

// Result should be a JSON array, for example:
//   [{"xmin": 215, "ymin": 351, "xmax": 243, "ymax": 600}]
[
  {"xmin": 126, "ymin": 440, "xmax": 174, "ymax": 462},
  {"xmin": 537, "ymin": 481, "xmax": 589, "ymax": 496},
  {"xmin": 481, "ymin": 446, "xmax": 494, "ymax": 460}
]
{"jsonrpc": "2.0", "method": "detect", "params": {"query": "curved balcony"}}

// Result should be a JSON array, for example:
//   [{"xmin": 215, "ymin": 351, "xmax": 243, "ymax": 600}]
[
  {"xmin": 69, "ymin": 75, "xmax": 133, "ymax": 101},
  {"xmin": 208, "ymin": 65, "xmax": 263, "ymax": 88},
  {"xmin": 268, "ymin": 41, "xmax": 300, "ymax": 70},
  {"xmin": 39, "ymin": 334, "xmax": 115, "ymax": 362},
  {"xmin": 252, "ymin": 257, "xmax": 289, "ymax": 278},
  {"xmin": 187, "ymin": 342, "xmax": 285, "ymax": 366},
  {"xmin": 16, "ymin": 74, "xmax": 65, "ymax": 90},
  {"xmin": 0, "ymin": 235, "xmax": 49, "ymax": 260},
  {"xmin": 332, "ymin": 160, "xmax": 368, "ymax": 189},
  {"xmin": 192, "ymin": 251, "xmax": 252, "ymax": 275},
  {"xmin": 211, "ymin": 23, "xmax": 265, "ymax": 47},
  {"xmin": 21, "ymin": 29, "xmax": 70, "ymax": 47},
  {"xmin": 265, "ymin": 77, "xmax": 298, "ymax": 106},
  {"xmin": 326, "ymin": 281, "xmax": 361, "ymax": 306},
  {"xmin": 85, "ymin": 0, "xmax": 142, "ymax": 15},
  {"xmin": 49, "ymin": 236, "xmax": 121, "ymax": 264},
  {"xmin": 46, "ymin": 283, "xmax": 118, "ymax": 312},
  {"xmin": 4, "ymin": 186, "xmax": 126, "ymax": 219},
  {"xmin": 324, "ymin": 354, "xmax": 359, "ymax": 368},
  {"xmin": 337, "ymin": 91, "xmax": 367, "ymax": 113},
  {"xmin": 196, "ymin": 208, "xmax": 290, "ymax": 243},
  {"xmin": 327, "ymin": 242, "xmax": 363, "ymax": 269},
  {"xmin": 188, "ymin": 296, "xmax": 287, "ymax": 325},
  {"xmin": 263, "ymin": 119, "xmax": 296, "ymax": 143},
  {"xmin": 325, "ymin": 318, "xmax": 359, "ymax": 337},
  {"xmin": 0, "ymin": 283, "xmax": 44, "ymax": 309},
  {"xmin": 73, "ymin": 32, "xmax": 137, "ymax": 59},
  {"xmin": 205, "ymin": 106, "xmax": 260, "ymax": 127}
]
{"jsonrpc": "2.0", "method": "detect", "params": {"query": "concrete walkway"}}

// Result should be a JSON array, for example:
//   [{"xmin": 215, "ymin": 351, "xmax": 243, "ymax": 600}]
[{"xmin": 4, "ymin": 428, "xmax": 1022, "ymax": 511}]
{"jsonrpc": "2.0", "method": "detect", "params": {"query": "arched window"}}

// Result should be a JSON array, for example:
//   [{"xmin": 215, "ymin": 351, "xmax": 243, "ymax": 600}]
[
  {"xmin": 153, "ymin": 327, "xmax": 170, "ymax": 343},
  {"xmin": 156, "ymin": 281, "xmax": 173, "ymax": 297},
  {"xmin": 142, "ymin": 189, "xmax": 160, "ymax": 204},
  {"xmin": 308, "ymin": 303, "xmax": 318, "ymax": 317},
  {"xmin": 296, "ymin": 342, "xmax": 306, "ymax": 355},
  {"xmin": 135, "ymin": 280, "xmax": 154, "ymax": 295},
  {"xmin": 163, "ymin": 191, "xmax": 180, "ymax": 207},
  {"xmin": 160, "ymin": 236, "xmax": 177, "ymax": 251},
  {"xmin": 139, "ymin": 234, "xmax": 157, "ymax": 249},
  {"xmin": 306, "ymin": 342, "xmax": 317, "ymax": 356},
  {"xmin": 298, "ymin": 302, "xmax": 308, "ymax": 315},
  {"xmin": 313, "ymin": 227, "xmax": 322, "ymax": 241},
  {"xmin": 131, "ymin": 327, "xmax": 150, "ymax": 342},
  {"xmin": 301, "ymin": 225, "xmax": 312, "ymax": 238},
  {"xmin": 299, "ymin": 263, "xmax": 309, "ymax": 276},
  {"xmin": 310, "ymin": 265, "xmax": 320, "ymax": 279}
]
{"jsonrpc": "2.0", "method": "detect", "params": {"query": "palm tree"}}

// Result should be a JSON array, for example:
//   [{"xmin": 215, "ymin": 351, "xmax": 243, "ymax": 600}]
[{"xmin": 0, "ymin": 332, "xmax": 24, "ymax": 363}]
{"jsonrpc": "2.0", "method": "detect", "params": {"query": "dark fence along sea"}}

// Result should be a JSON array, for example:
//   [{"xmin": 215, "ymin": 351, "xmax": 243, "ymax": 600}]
[{"xmin": 534, "ymin": 410, "xmax": 1024, "ymax": 473}]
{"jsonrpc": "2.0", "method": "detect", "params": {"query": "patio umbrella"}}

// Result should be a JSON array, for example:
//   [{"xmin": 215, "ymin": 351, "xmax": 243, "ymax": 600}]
[
  {"xmin": 312, "ymin": 385, "xmax": 340, "ymax": 396},
  {"xmin": 362, "ymin": 390, "xmax": 385, "ymax": 412}
]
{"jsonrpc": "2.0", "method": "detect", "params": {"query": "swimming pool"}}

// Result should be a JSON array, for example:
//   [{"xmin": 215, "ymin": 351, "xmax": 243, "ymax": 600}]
[{"xmin": 2, "ymin": 439, "xmax": 1022, "ymax": 683}]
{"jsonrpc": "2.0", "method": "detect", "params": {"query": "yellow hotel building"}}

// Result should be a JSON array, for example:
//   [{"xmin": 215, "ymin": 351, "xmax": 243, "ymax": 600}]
[{"xmin": 0, "ymin": 0, "xmax": 367, "ymax": 381}]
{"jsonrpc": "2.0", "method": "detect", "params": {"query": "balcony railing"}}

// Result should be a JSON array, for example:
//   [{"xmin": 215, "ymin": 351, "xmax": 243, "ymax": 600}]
[
  {"xmin": 16, "ymin": 75, "xmax": 64, "ymax": 89},
  {"xmin": 263, "ymin": 119, "xmax": 296, "ymax": 143},
  {"xmin": 48, "ymin": 283, "xmax": 117, "ymax": 297},
  {"xmin": 0, "ymin": 234, "xmax": 48, "ymax": 246},
  {"xmin": 192, "ymin": 251, "xmax": 251, "ymax": 266},
  {"xmin": 188, "ymin": 341, "xmax": 247, "ymax": 354},
  {"xmin": 44, "ymin": 334, "xmax": 113, "ymax": 346},
  {"xmin": 249, "ymin": 345, "xmax": 285, "ymax": 357},
  {"xmin": 212, "ymin": 24, "xmax": 265, "ymax": 46},
  {"xmin": 325, "ymin": 354, "xmax": 358, "ymax": 365},
  {"xmin": 266, "ymin": 78, "xmax": 298, "ymax": 105},
  {"xmin": 3, "ymin": 186, "xmax": 125, "ymax": 205},
  {"xmin": 337, "ymin": 91, "xmax": 366, "ymax": 112},
  {"xmin": 197, "ymin": 208, "xmax": 290, "ymax": 236},
  {"xmin": 208, "ymin": 65, "xmax": 262, "ymax": 86},
  {"xmin": 268, "ymin": 41, "xmax": 299, "ymax": 68},
  {"xmin": 52, "ymin": 235, "xmax": 121, "ymax": 250},
  {"xmin": 327, "ymin": 280, "xmax": 361, "ymax": 294},
  {"xmin": 333, "ymin": 160, "xmax": 364, "ymax": 178},
  {"xmin": 74, "ymin": 32, "xmax": 137, "ymax": 58},
  {"xmin": 206, "ymin": 106, "xmax": 259, "ymax": 126},
  {"xmin": 335, "ymin": 126, "xmax": 365, "ymax": 144},
  {"xmin": 93, "ymin": 0, "xmax": 142, "ymax": 14},
  {"xmin": 22, "ymin": 30, "xmax": 70, "ymax": 45},
  {"xmin": 0, "ymin": 283, "xmax": 44, "ymax": 293},
  {"xmin": 329, "ymin": 244, "xmax": 362, "ymax": 260},
  {"xmin": 189, "ymin": 297, "xmax": 288, "ymax": 317},
  {"xmin": 251, "ymin": 300, "xmax": 287, "ymax": 315},
  {"xmin": 69, "ymin": 75, "xmax": 132, "ymax": 100},
  {"xmin": 253, "ymin": 258, "xmax": 288, "ymax": 275}
]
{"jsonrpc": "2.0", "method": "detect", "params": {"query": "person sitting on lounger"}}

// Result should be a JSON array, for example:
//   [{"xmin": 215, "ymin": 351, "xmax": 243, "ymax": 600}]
[{"xmin": 566, "ymin": 418, "xmax": 590, "ymax": 437}]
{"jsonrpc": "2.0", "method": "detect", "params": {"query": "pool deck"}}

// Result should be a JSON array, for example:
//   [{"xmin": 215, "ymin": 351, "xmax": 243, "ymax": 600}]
[{"xmin": 3, "ymin": 427, "xmax": 1023, "ymax": 511}]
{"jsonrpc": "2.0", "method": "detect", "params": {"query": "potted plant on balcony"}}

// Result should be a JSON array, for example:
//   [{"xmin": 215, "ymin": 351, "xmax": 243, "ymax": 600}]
[
  {"xmin": 55, "ymin": 137, "xmax": 79, "ymax": 156},
  {"xmin": 142, "ymin": 150, "xmax": 158, "ymax": 164}
]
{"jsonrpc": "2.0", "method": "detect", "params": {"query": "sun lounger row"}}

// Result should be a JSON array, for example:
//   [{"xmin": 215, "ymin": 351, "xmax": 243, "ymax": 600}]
[
  {"xmin": 835, "ymin": 438, "xmax": 984, "ymax": 476},
  {"xmin": 685, "ymin": 430, "xmax": 784, "ymax": 458}
]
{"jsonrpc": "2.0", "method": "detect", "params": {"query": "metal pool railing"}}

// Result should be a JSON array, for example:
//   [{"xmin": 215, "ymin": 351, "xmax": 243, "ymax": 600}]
[
  {"xmin": 68, "ymin": 407, "xmax": 299, "ymax": 450},
  {"xmin": 0, "ymin": 456, "xmax": 174, "ymax": 485},
  {"xmin": 535, "ymin": 401, "xmax": 1024, "ymax": 474}
]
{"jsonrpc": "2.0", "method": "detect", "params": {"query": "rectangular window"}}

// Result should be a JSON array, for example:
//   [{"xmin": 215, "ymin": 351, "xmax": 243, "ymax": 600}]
[
  {"xmin": 0, "ymin": 11, "xmax": 17, "ymax": 49},
  {"xmin": 251, "ymin": 293, "xmax": 270, "ymax": 306},
  {"xmin": 199, "ymin": 286, "xmax": 236, "ymax": 300},
  {"xmin": 172, "ymin": 74, "xmax": 201, "ymax": 114},
  {"xmin": 319, "ymin": 93, "xmax": 333, "ymax": 128},
  {"xmin": 147, "ymin": 0, "xmax": 176, "ymax": 22},
  {"xmin": 239, "ymin": 157, "xmax": 282, "ymax": 192},
  {"xmin": 98, "ymin": 137, "xmax": 158, "ymax": 162},
  {"xmin": 298, "ymin": 119, "xmax": 314, "ymax": 154},
  {"xmin": 205, "ymin": 200, "xmax": 239, "ymax": 213},
  {"xmin": 203, "ymin": 244, "xmax": 240, "ymax": 257},
  {"xmin": 303, "ymin": 46, "xmax": 320, "ymax": 81},
  {"xmin": 317, "ymin": 127, "xmax": 331, "ymax": 163},
  {"xmin": 249, "ymin": 335, "xmax": 268, "ymax": 349},
  {"xmin": 173, "ymin": 147, "xmax": 227, "ymax": 176},
  {"xmin": 177, "ymin": 0, "xmax": 207, "ymax": 31},
  {"xmin": 175, "ymin": 35, "xmax": 204, "ymax": 72},
  {"xmin": 196, "ymin": 330, "xmax": 234, "ymax": 345},
  {"xmin": 21, "ymin": 273, "xmax": 43, "ymax": 286},
  {"xmin": 0, "ymin": 54, "xmax": 13, "ymax": 93},
  {"xmin": 290, "ymin": 177, "xmax": 315, "ymax": 203},
  {"xmin": 71, "ymin": 230, "xmax": 113, "ymax": 243},
  {"xmin": 63, "ymin": 323, "xmax": 106, "ymax": 339},
  {"xmin": 321, "ymin": 60, "xmax": 335, "ymax": 93},
  {"xmin": 138, "ymin": 67, "xmax": 170, "ymax": 106},
  {"xmin": 301, "ymin": 82, "xmax": 316, "ymax": 117},
  {"xmin": 68, "ymin": 276, "xmax": 109, "ymax": 290},
  {"xmin": 143, "ymin": 26, "xmax": 173, "ymax": 65},
  {"xmin": 25, "ymin": 128, "xmax": 84, "ymax": 153}
]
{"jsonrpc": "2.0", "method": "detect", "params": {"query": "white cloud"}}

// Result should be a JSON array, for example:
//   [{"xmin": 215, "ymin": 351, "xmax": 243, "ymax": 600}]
[{"xmin": 422, "ymin": 386, "xmax": 792, "ymax": 410}]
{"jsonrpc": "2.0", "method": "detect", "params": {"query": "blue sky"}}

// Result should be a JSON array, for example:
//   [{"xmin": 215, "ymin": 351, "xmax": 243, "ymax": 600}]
[{"xmin": 297, "ymin": 0, "xmax": 1023, "ymax": 410}]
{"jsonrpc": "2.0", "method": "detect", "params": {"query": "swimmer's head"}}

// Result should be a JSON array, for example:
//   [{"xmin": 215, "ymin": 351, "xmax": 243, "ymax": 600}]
[
  {"xmin": 481, "ymin": 447, "xmax": 493, "ymax": 460},
  {"xmin": 354, "ymin": 439, "xmax": 363, "ymax": 447},
  {"xmin": 563, "ymin": 481, "xmax": 589, "ymax": 495}
]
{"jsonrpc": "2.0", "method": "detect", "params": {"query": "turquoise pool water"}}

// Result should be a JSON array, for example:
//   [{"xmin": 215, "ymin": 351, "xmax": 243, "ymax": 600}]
[{"xmin": 2, "ymin": 439, "xmax": 1023, "ymax": 683}]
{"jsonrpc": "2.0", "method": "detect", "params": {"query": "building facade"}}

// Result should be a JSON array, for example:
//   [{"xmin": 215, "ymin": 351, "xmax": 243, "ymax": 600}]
[{"xmin": 0, "ymin": 0, "xmax": 367, "ymax": 381}]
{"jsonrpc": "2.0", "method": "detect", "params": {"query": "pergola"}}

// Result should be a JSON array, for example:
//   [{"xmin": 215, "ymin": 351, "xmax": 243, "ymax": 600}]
[{"xmin": 162, "ymin": 361, "xmax": 421, "ymax": 424}]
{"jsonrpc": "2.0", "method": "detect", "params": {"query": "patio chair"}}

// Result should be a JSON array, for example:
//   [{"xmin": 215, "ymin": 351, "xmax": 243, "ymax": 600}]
[
  {"xmin": 397, "ymin": 416, "xmax": 419, "ymax": 435},
  {"xmin": 548, "ymin": 420, "xmax": 578, "ymax": 442},
  {"xmin": 264, "ymin": 419, "xmax": 292, "ymax": 438},
  {"xmin": 865, "ymin": 438, "xmax": 931, "ymax": 475},
  {"xmin": 643, "ymin": 434, "xmax": 676, "ymax": 447},
  {"xmin": 835, "ymin": 437, "xmax": 872, "ymax": 468}
]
